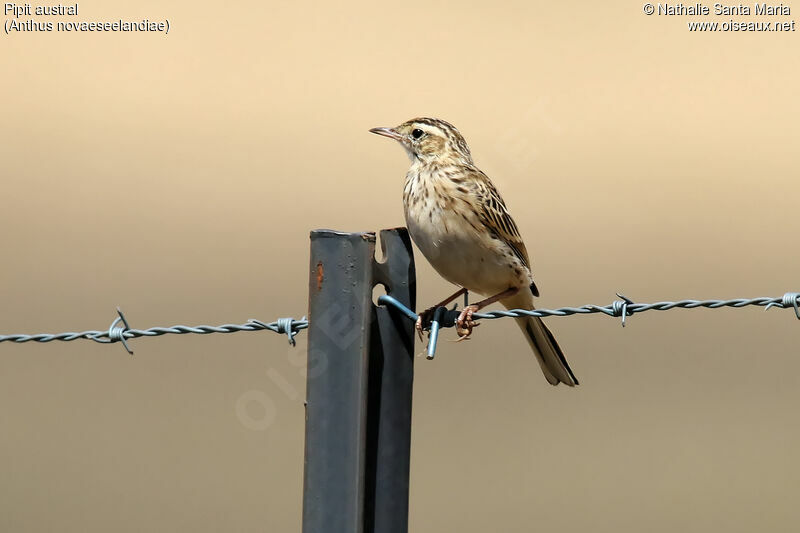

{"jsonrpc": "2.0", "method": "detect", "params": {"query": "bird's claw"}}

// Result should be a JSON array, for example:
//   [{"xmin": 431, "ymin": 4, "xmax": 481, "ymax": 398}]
[
  {"xmin": 415, "ymin": 317, "xmax": 426, "ymax": 342},
  {"xmin": 418, "ymin": 303, "xmax": 480, "ymax": 341},
  {"xmin": 455, "ymin": 305, "xmax": 480, "ymax": 340},
  {"xmin": 415, "ymin": 307, "xmax": 437, "ymax": 341}
]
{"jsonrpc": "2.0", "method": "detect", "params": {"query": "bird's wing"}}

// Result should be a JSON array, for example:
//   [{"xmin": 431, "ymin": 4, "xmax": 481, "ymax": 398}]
[
  {"xmin": 471, "ymin": 170, "xmax": 540, "ymax": 296},
  {"xmin": 470, "ymin": 169, "xmax": 531, "ymax": 268}
]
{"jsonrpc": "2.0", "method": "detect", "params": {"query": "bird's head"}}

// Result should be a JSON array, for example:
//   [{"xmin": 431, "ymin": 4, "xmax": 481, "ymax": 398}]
[{"xmin": 369, "ymin": 117, "xmax": 473, "ymax": 165}]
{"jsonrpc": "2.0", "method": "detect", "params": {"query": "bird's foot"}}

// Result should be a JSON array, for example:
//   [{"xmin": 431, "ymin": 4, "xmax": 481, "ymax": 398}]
[
  {"xmin": 415, "ymin": 306, "xmax": 437, "ymax": 341},
  {"xmin": 455, "ymin": 304, "xmax": 480, "ymax": 340}
]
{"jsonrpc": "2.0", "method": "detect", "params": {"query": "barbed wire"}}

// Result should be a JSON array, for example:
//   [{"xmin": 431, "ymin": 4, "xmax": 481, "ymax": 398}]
[
  {"xmin": 0, "ymin": 292, "xmax": 797, "ymax": 356},
  {"xmin": 379, "ymin": 292, "xmax": 800, "ymax": 324},
  {"xmin": 377, "ymin": 292, "xmax": 800, "ymax": 358},
  {"xmin": 0, "ymin": 308, "xmax": 307, "ymax": 354}
]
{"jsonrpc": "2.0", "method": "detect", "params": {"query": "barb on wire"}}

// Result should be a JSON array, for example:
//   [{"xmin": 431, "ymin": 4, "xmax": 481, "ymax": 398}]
[
  {"xmin": 250, "ymin": 317, "xmax": 307, "ymax": 346},
  {"xmin": 88, "ymin": 307, "xmax": 134, "ymax": 354},
  {"xmin": 613, "ymin": 293, "xmax": 635, "ymax": 327},
  {"xmin": 377, "ymin": 292, "xmax": 800, "ymax": 359},
  {"xmin": 765, "ymin": 292, "xmax": 800, "ymax": 319}
]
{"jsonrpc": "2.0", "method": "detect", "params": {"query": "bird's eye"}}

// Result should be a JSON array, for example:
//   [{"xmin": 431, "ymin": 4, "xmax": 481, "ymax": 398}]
[{"xmin": 411, "ymin": 129, "xmax": 424, "ymax": 139}]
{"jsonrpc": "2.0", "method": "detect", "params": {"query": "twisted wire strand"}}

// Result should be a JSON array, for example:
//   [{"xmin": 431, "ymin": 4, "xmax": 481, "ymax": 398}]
[
  {"xmin": 375, "ymin": 292, "xmax": 800, "ymax": 360},
  {"xmin": 376, "ymin": 293, "xmax": 800, "ymax": 323},
  {"xmin": 472, "ymin": 297, "xmax": 786, "ymax": 320},
  {"xmin": 0, "ymin": 293, "xmax": 797, "ymax": 351},
  {"xmin": 0, "ymin": 317, "xmax": 308, "ymax": 345}
]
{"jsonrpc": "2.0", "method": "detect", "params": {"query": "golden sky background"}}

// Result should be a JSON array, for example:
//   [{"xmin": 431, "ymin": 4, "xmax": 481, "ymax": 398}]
[{"xmin": 1, "ymin": 1, "xmax": 799, "ymax": 531}]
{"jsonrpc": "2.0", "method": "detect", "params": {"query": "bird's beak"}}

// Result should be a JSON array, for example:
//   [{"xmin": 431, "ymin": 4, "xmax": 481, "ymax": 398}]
[{"xmin": 369, "ymin": 127, "xmax": 404, "ymax": 141}]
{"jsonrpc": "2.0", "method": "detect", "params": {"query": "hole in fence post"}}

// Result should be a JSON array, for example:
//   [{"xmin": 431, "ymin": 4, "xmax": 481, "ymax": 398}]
[{"xmin": 372, "ymin": 283, "xmax": 388, "ymax": 307}]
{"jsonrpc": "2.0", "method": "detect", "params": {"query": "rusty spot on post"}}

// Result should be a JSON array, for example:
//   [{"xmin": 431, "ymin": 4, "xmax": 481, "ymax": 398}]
[{"xmin": 316, "ymin": 261, "xmax": 324, "ymax": 291}]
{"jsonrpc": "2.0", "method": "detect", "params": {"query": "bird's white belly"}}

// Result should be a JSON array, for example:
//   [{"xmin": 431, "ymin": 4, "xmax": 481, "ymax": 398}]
[{"xmin": 405, "ymin": 204, "xmax": 524, "ymax": 297}]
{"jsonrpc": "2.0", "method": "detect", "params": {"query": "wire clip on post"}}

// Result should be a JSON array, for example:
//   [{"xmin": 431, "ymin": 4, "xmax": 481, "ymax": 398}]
[{"xmin": 426, "ymin": 306, "xmax": 447, "ymax": 360}]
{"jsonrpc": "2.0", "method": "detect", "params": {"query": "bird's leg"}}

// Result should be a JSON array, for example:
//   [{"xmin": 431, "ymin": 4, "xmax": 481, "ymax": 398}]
[
  {"xmin": 416, "ymin": 287, "xmax": 468, "ymax": 341},
  {"xmin": 456, "ymin": 287, "xmax": 520, "ymax": 339}
]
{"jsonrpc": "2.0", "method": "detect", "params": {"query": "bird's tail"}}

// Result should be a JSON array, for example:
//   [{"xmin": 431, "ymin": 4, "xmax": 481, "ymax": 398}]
[{"xmin": 501, "ymin": 289, "xmax": 579, "ymax": 387}]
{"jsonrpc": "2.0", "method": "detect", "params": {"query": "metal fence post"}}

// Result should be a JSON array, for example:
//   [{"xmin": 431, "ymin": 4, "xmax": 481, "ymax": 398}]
[
  {"xmin": 367, "ymin": 229, "xmax": 416, "ymax": 533},
  {"xmin": 302, "ymin": 228, "xmax": 416, "ymax": 533}
]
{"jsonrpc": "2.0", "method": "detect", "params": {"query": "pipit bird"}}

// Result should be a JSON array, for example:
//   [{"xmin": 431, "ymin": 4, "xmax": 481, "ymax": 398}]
[{"xmin": 370, "ymin": 117, "xmax": 578, "ymax": 386}]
